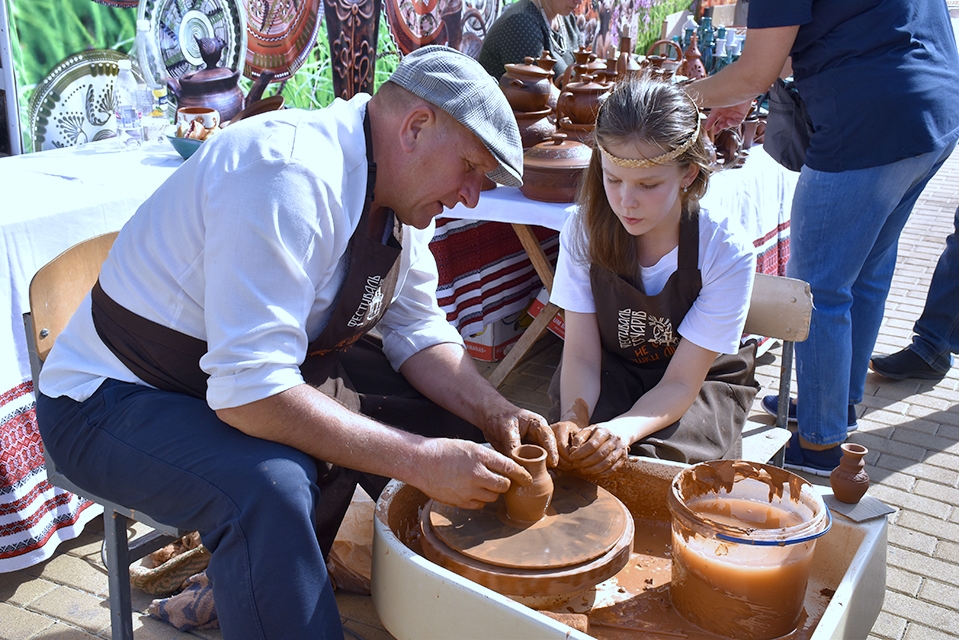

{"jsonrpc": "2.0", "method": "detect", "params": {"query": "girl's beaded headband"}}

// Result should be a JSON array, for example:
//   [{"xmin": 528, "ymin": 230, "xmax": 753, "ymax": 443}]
[{"xmin": 597, "ymin": 115, "xmax": 701, "ymax": 169}]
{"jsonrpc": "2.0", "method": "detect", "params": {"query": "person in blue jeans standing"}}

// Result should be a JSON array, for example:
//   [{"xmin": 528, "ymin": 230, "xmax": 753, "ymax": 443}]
[
  {"xmin": 684, "ymin": 0, "xmax": 959, "ymax": 475},
  {"xmin": 870, "ymin": 204, "xmax": 959, "ymax": 381}
]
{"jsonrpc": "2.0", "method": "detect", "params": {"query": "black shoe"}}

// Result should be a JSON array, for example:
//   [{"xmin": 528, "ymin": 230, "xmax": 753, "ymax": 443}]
[
  {"xmin": 870, "ymin": 348, "xmax": 946, "ymax": 381},
  {"xmin": 783, "ymin": 432, "xmax": 843, "ymax": 477}
]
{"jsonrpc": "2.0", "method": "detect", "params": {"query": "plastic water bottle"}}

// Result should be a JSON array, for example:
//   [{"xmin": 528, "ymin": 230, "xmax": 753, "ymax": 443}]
[
  {"xmin": 132, "ymin": 19, "xmax": 171, "ymax": 141},
  {"xmin": 114, "ymin": 59, "xmax": 142, "ymax": 148}
]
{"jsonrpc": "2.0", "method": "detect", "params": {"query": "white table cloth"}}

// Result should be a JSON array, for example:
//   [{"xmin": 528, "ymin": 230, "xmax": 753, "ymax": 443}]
[
  {"xmin": 0, "ymin": 140, "xmax": 180, "ymax": 571},
  {"xmin": 439, "ymin": 145, "xmax": 799, "ymax": 336}
]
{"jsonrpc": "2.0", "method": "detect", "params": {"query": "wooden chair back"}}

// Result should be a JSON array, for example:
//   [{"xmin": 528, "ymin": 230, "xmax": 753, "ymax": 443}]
[{"xmin": 27, "ymin": 231, "xmax": 118, "ymax": 366}]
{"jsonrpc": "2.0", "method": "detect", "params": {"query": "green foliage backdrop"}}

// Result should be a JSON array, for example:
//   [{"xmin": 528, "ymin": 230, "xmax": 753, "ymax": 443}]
[{"xmin": 6, "ymin": 0, "xmax": 689, "ymax": 152}]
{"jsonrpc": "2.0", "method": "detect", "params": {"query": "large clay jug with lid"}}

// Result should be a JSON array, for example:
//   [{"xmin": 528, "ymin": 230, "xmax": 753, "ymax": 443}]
[
  {"xmin": 500, "ymin": 57, "xmax": 554, "ymax": 113},
  {"xmin": 167, "ymin": 36, "xmax": 244, "ymax": 122},
  {"xmin": 558, "ymin": 74, "xmax": 611, "ymax": 126}
]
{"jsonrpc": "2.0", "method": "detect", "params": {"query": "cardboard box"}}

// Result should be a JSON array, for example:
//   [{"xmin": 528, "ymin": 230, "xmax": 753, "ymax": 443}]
[
  {"xmin": 464, "ymin": 307, "xmax": 533, "ymax": 362},
  {"xmin": 526, "ymin": 287, "xmax": 565, "ymax": 340}
]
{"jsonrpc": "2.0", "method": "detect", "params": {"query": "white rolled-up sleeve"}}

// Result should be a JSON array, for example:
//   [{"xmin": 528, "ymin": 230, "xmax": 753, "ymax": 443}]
[{"xmin": 378, "ymin": 222, "xmax": 464, "ymax": 369}]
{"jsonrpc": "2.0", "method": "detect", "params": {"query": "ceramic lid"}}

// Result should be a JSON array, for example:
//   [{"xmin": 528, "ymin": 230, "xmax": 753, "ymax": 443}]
[{"xmin": 524, "ymin": 133, "xmax": 592, "ymax": 170}]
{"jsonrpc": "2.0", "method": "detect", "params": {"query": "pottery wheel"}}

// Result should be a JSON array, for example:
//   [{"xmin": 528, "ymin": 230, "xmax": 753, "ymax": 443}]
[
  {"xmin": 428, "ymin": 473, "xmax": 629, "ymax": 569},
  {"xmin": 419, "ymin": 473, "xmax": 634, "ymax": 597}
]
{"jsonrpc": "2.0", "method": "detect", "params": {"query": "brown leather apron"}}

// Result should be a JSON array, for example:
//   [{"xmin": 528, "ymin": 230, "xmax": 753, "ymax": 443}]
[{"xmin": 551, "ymin": 211, "xmax": 758, "ymax": 463}]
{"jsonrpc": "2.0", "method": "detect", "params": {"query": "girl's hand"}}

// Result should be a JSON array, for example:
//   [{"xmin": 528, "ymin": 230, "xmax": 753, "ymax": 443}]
[
  {"xmin": 565, "ymin": 425, "xmax": 628, "ymax": 476},
  {"xmin": 550, "ymin": 398, "xmax": 591, "ymax": 470}
]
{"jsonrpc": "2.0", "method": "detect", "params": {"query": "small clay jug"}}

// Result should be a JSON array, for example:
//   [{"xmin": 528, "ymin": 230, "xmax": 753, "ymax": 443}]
[
  {"xmin": 504, "ymin": 444, "xmax": 553, "ymax": 524},
  {"xmin": 678, "ymin": 33, "xmax": 708, "ymax": 80},
  {"xmin": 830, "ymin": 443, "xmax": 870, "ymax": 504},
  {"xmin": 616, "ymin": 36, "xmax": 642, "ymax": 79}
]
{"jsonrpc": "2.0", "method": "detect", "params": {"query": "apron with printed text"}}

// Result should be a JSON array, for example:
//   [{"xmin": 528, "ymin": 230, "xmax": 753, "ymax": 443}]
[{"xmin": 551, "ymin": 212, "xmax": 758, "ymax": 463}]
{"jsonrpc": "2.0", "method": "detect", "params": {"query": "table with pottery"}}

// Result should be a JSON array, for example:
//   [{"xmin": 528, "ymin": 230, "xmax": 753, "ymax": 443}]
[{"xmin": 439, "ymin": 48, "xmax": 797, "ymax": 360}]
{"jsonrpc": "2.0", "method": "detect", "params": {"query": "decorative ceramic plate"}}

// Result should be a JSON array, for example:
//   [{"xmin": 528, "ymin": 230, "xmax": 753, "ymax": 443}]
[
  {"xmin": 242, "ymin": 0, "xmax": 323, "ymax": 81},
  {"xmin": 384, "ymin": 0, "xmax": 446, "ymax": 55},
  {"xmin": 89, "ymin": 0, "xmax": 139, "ymax": 7},
  {"xmin": 29, "ymin": 49, "xmax": 144, "ymax": 152},
  {"xmin": 384, "ymin": 0, "xmax": 501, "ymax": 57},
  {"xmin": 137, "ymin": 0, "xmax": 247, "ymax": 80}
]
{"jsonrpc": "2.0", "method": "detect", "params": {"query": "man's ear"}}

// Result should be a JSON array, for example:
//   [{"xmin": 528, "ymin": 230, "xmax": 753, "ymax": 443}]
[{"xmin": 398, "ymin": 104, "xmax": 436, "ymax": 153}]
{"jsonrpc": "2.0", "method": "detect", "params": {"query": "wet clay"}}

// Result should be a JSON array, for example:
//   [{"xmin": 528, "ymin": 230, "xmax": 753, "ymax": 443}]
[
  {"xmin": 419, "ymin": 474, "xmax": 634, "ymax": 597},
  {"xmin": 504, "ymin": 444, "xmax": 554, "ymax": 524},
  {"xmin": 583, "ymin": 521, "xmax": 828, "ymax": 640},
  {"xmin": 385, "ymin": 460, "xmax": 832, "ymax": 639}
]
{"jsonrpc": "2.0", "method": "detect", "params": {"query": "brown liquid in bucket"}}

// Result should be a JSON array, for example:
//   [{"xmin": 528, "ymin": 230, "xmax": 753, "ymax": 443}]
[{"xmin": 667, "ymin": 461, "xmax": 831, "ymax": 640}]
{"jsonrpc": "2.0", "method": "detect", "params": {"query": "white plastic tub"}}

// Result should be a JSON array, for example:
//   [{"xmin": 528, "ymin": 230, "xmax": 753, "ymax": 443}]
[{"xmin": 372, "ymin": 457, "xmax": 887, "ymax": 640}]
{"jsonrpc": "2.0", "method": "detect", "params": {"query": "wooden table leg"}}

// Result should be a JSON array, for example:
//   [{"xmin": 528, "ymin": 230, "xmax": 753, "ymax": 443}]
[
  {"xmin": 488, "ymin": 301, "xmax": 559, "ymax": 389},
  {"xmin": 511, "ymin": 223, "xmax": 554, "ymax": 293}
]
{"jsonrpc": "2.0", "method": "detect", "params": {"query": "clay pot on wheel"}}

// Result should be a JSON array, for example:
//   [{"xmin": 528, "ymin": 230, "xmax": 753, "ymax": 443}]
[
  {"xmin": 504, "ymin": 444, "xmax": 553, "ymax": 524},
  {"xmin": 520, "ymin": 132, "xmax": 592, "ymax": 203},
  {"xmin": 830, "ymin": 443, "xmax": 870, "ymax": 504},
  {"xmin": 501, "ymin": 58, "xmax": 554, "ymax": 113}
]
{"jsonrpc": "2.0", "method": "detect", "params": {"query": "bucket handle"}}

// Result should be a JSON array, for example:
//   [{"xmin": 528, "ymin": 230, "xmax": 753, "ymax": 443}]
[{"xmin": 715, "ymin": 504, "xmax": 832, "ymax": 546}]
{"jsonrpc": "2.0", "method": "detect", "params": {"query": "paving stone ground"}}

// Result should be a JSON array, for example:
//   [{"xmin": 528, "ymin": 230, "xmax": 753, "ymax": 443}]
[{"xmin": 2, "ymin": 147, "xmax": 958, "ymax": 639}]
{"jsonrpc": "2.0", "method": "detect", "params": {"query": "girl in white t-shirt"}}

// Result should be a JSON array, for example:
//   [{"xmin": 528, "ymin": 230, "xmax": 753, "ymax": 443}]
[{"xmin": 548, "ymin": 74, "xmax": 758, "ymax": 474}]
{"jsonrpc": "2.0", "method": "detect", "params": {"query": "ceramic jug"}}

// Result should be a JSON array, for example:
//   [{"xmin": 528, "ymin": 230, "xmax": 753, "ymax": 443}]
[
  {"xmin": 504, "ymin": 444, "xmax": 553, "ymax": 524},
  {"xmin": 830, "ymin": 443, "xmax": 870, "ymax": 504},
  {"xmin": 558, "ymin": 74, "xmax": 611, "ymax": 126},
  {"xmin": 167, "ymin": 36, "xmax": 244, "ymax": 122},
  {"xmin": 500, "ymin": 57, "xmax": 554, "ymax": 113}
]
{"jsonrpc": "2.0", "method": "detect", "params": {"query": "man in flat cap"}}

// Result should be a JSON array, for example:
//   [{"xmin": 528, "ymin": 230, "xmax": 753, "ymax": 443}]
[{"xmin": 37, "ymin": 46, "xmax": 557, "ymax": 638}]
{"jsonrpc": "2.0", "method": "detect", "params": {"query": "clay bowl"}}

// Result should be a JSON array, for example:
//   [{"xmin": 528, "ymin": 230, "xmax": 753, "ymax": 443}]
[{"xmin": 519, "ymin": 133, "xmax": 592, "ymax": 203}]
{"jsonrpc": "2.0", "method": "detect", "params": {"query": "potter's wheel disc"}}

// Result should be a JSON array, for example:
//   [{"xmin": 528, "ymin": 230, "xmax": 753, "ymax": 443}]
[{"xmin": 426, "ymin": 474, "xmax": 630, "ymax": 570}]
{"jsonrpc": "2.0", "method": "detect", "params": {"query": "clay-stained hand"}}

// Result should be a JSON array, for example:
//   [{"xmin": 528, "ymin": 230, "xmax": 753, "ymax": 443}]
[
  {"xmin": 417, "ymin": 438, "xmax": 533, "ymax": 510},
  {"xmin": 481, "ymin": 407, "xmax": 559, "ymax": 469},
  {"xmin": 565, "ymin": 425, "xmax": 627, "ymax": 477},
  {"xmin": 704, "ymin": 100, "xmax": 753, "ymax": 135},
  {"xmin": 550, "ymin": 398, "xmax": 591, "ymax": 471}
]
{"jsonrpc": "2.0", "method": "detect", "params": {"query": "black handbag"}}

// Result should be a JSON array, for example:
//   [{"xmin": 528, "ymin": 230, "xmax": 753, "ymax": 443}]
[{"xmin": 763, "ymin": 78, "xmax": 813, "ymax": 172}]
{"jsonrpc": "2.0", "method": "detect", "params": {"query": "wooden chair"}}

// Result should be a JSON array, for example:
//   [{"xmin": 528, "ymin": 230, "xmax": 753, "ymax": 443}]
[
  {"xmin": 23, "ymin": 232, "xmax": 187, "ymax": 640},
  {"xmin": 741, "ymin": 272, "xmax": 813, "ymax": 466}
]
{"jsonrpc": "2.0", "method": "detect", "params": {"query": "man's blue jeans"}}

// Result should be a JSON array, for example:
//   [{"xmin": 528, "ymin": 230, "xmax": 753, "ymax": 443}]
[
  {"xmin": 788, "ymin": 141, "xmax": 956, "ymax": 446},
  {"xmin": 910, "ymin": 203, "xmax": 959, "ymax": 373},
  {"xmin": 37, "ymin": 380, "xmax": 344, "ymax": 640}
]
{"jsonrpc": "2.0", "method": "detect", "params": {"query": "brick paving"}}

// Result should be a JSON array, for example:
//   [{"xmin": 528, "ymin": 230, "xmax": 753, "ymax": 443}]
[{"xmin": 1, "ymin": 147, "xmax": 958, "ymax": 638}]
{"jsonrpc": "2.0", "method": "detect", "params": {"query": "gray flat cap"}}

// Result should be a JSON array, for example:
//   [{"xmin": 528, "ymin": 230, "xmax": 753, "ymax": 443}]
[{"xmin": 389, "ymin": 45, "xmax": 523, "ymax": 187}]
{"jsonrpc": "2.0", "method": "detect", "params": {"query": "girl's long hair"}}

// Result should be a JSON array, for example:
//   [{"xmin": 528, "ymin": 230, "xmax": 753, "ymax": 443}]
[{"xmin": 570, "ymin": 73, "xmax": 713, "ymax": 278}]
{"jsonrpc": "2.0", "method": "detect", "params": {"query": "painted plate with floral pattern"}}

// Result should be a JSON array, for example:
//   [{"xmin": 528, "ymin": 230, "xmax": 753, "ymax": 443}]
[
  {"xmin": 137, "ymin": 0, "xmax": 247, "ymax": 80},
  {"xmin": 29, "ymin": 49, "xmax": 144, "ymax": 152},
  {"xmin": 242, "ymin": 0, "xmax": 323, "ymax": 81}
]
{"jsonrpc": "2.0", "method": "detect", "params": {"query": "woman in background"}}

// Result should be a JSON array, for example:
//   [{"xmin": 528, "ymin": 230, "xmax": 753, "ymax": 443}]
[{"xmin": 478, "ymin": 0, "xmax": 582, "ymax": 87}]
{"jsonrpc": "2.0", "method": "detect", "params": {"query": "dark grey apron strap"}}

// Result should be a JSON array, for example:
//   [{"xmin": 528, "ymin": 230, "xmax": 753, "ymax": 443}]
[{"xmin": 91, "ymin": 280, "xmax": 208, "ymax": 399}]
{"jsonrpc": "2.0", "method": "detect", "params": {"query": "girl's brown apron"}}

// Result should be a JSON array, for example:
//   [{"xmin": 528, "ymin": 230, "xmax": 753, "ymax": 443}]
[{"xmin": 551, "ymin": 211, "xmax": 758, "ymax": 463}]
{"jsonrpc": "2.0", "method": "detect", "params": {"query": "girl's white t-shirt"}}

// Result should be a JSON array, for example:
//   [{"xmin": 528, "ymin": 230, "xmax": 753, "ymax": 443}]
[{"xmin": 550, "ymin": 207, "xmax": 757, "ymax": 355}]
